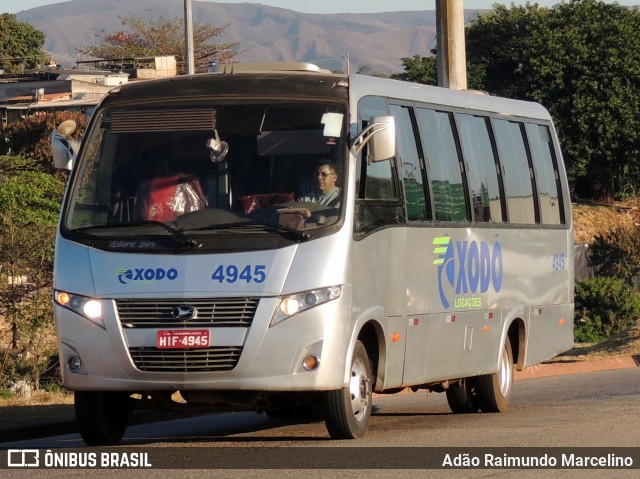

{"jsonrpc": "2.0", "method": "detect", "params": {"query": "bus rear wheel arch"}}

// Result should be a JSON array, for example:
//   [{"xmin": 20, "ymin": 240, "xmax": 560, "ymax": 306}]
[{"xmin": 445, "ymin": 334, "xmax": 515, "ymax": 415}]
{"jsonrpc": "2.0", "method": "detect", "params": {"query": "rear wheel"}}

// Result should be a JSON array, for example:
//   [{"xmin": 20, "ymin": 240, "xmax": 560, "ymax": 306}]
[
  {"xmin": 475, "ymin": 336, "xmax": 514, "ymax": 412},
  {"xmin": 446, "ymin": 378, "xmax": 480, "ymax": 414},
  {"xmin": 75, "ymin": 391, "xmax": 131, "ymax": 445},
  {"xmin": 323, "ymin": 341, "xmax": 373, "ymax": 439}
]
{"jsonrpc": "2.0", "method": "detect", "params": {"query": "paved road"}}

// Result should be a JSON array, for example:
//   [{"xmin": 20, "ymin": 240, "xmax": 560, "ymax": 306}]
[{"xmin": 3, "ymin": 368, "xmax": 639, "ymax": 478}]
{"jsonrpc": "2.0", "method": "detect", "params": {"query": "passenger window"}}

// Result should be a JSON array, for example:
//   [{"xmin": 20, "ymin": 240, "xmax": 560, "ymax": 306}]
[
  {"xmin": 389, "ymin": 104, "xmax": 428, "ymax": 221},
  {"xmin": 526, "ymin": 123, "xmax": 564, "ymax": 225},
  {"xmin": 455, "ymin": 113, "xmax": 504, "ymax": 223},
  {"xmin": 492, "ymin": 119, "xmax": 536, "ymax": 225},
  {"xmin": 416, "ymin": 108, "xmax": 468, "ymax": 222},
  {"xmin": 354, "ymin": 96, "xmax": 405, "ymax": 235}
]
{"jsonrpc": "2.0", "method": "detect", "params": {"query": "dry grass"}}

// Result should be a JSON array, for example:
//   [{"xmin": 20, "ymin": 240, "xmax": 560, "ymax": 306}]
[
  {"xmin": 560, "ymin": 319, "xmax": 640, "ymax": 360},
  {"xmin": 572, "ymin": 199, "xmax": 640, "ymax": 244},
  {"xmin": 0, "ymin": 389, "xmax": 73, "ymax": 407}
]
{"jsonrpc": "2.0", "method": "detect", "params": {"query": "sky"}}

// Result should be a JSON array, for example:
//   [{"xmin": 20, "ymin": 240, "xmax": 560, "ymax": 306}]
[{"xmin": 4, "ymin": 0, "xmax": 640, "ymax": 15}]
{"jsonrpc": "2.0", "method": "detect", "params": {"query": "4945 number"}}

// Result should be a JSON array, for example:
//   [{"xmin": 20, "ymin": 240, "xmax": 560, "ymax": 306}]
[{"xmin": 211, "ymin": 264, "xmax": 267, "ymax": 284}]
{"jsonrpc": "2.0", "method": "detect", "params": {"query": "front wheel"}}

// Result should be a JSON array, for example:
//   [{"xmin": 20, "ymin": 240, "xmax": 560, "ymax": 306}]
[
  {"xmin": 323, "ymin": 341, "xmax": 373, "ymax": 439},
  {"xmin": 475, "ymin": 336, "xmax": 514, "ymax": 412},
  {"xmin": 75, "ymin": 391, "xmax": 131, "ymax": 445}
]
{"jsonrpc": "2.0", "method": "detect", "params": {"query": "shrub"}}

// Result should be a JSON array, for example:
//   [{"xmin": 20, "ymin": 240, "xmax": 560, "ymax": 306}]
[
  {"xmin": 588, "ymin": 226, "xmax": 640, "ymax": 283},
  {"xmin": 574, "ymin": 276, "xmax": 640, "ymax": 343},
  {"xmin": 0, "ymin": 111, "xmax": 88, "ymax": 168}
]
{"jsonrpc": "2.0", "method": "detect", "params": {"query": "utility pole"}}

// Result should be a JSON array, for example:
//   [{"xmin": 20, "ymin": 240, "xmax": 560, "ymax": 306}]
[
  {"xmin": 436, "ymin": 0, "xmax": 467, "ymax": 90},
  {"xmin": 184, "ymin": 0, "xmax": 195, "ymax": 74}
]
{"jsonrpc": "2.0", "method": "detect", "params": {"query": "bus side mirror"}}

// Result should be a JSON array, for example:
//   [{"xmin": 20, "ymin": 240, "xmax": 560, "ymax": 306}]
[
  {"xmin": 368, "ymin": 115, "xmax": 395, "ymax": 162},
  {"xmin": 51, "ymin": 120, "xmax": 80, "ymax": 170},
  {"xmin": 351, "ymin": 115, "xmax": 396, "ymax": 162}
]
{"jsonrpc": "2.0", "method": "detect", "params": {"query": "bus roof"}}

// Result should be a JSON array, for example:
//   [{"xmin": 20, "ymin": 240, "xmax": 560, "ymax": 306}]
[
  {"xmin": 102, "ymin": 62, "xmax": 550, "ymax": 121},
  {"xmin": 347, "ymin": 73, "xmax": 551, "ymax": 121}
]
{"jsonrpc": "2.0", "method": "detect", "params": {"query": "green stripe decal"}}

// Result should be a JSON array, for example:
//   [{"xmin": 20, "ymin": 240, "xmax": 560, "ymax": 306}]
[{"xmin": 433, "ymin": 236, "xmax": 450, "ymax": 265}]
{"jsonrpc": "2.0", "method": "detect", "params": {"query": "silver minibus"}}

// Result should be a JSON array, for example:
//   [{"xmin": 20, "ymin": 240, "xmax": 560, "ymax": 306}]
[{"xmin": 52, "ymin": 62, "xmax": 574, "ymax": 445}]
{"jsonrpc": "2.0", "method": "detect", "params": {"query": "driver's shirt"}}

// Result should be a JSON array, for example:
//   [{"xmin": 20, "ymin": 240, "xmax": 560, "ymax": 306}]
[{"xmin": 298, "ymin": 187, "xmax": 340, "ymax": 207}]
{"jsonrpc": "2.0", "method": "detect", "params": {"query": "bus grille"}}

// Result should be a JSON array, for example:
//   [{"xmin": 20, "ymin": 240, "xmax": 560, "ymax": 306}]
[
  {"xmin": 115, "ymin": 298, "xmax": 259, "ymax": 328},
  {"xmin": 129, "ymin": 346, "xmax": 242, "ymax": 372}
]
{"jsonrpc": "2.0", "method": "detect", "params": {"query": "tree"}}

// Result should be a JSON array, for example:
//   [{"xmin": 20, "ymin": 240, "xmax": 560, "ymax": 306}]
[
  {"xmin": 391, "ymin": 53, "xmax": 486, "ymax": 90},
  {"xmin": 465, "ymin": 0, "xmax": 640, "ymax": 200},
  {"xmin": 394, "ymin": 1, "xmax": 640, "ymax": 200},
  {"xmin": 0, "ymin": 155, "xmax": 64, "ymax": 389},
  {"xmin": 79, "ymin": 15, "xmax": 240, "ymax": 74},
  {"xmin": 356, "ymin": 65, "xmax": 390, "ymax": 78},
  {"xmin": 391, "ymin": 55, "xmax": 438, "ymax": 84},
  {"xmin": 464, "ymin": 3, "xmax": 547, "ymax": 100},
  {"xmin": 0, "ymin": 13, "xmax": 46, "ymax": 73},
  {"xmin": 0, "ymin": 111, "xmax": 88, "ymax": 171}
]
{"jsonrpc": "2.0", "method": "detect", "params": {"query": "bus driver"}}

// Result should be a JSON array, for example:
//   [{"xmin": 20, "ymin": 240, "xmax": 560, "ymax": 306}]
[{"xmin": 298, "ymin": 160, "xmax": 340, "ymax": 207}]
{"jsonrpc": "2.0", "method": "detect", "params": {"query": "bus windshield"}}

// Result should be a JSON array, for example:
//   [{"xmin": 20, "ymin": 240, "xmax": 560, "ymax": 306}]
[{"xmin": 63, "ymin": 100, "xmax": 346, "ymax": 245}]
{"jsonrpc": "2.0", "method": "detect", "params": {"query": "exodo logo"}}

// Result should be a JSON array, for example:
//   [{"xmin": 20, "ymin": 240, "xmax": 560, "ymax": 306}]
[
  {"xmin": 433, "ymin": 236, "xmax": 503, "ymax": 309},
  {"xmin": 117, "ymin": 267, "xmax": 178, "ymax": 285}
]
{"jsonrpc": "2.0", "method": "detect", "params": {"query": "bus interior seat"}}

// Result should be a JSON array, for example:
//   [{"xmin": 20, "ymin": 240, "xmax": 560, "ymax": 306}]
[
  {"xmin": 133, "ymin": 173, "xmax": 206, "ymax": 222},
  {"xmin": 238, "ymin": 192, "xmax": 294, "ymax": 213}
]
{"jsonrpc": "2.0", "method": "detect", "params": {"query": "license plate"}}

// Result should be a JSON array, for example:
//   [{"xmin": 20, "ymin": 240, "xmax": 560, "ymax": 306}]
[{"xmin": 156, "ymin": 330, "xmax": 210, "ymax": 349}]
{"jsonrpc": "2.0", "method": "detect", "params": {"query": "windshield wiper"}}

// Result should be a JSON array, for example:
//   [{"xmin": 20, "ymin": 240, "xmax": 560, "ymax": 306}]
[
  {"xmin": 180, "ymin": 220, "xmax": 253, "ymax": 232},
  {"xmin": 73, "ymin": 221, "xmax": 201, "ymax": 248},
  {"xmin": 180, "ymin": 220, "xmax": 310, "ymax": 240},
  {"xmin": 251, "ymin": 221, "xmax": 311, "ymax": 240}
]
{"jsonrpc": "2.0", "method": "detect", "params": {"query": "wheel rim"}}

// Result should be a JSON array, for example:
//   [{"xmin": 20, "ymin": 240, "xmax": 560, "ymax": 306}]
[
  {"xmin": 497, "ymin": 344, "xmax": 513, "ymax": 397},
  {"xmin": 349, "ymin": 357, "xmax": 371, "ymax": 422}
]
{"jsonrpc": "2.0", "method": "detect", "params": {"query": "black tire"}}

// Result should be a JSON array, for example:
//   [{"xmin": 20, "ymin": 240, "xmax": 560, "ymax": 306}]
[
  {"xmin": 475, "ymin": 336, "xmax": 514, "ymax": 413},
  {"xmin": 446, "ymin": 378, "xmax": 480, "ymax": 414},
  {"xmin": 323, "ymin": 341, "xmax": 373, "ymax": 439},
  {"xmin": 74, "ymin": 391, "xmax": 131, "ymax": 445}
]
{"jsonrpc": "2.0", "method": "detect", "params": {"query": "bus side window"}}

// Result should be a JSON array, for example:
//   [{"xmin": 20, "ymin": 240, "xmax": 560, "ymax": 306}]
[
  {"xmin": 389, "ymin": 104, "xmax": 429, "ymax": 222},
  {"xmin": 416, "ymin": 108, "xmax": 469, "ymax": 223},
  {"xmin": 492, "ymin": 119, "xmax": 537, "ymax": 225},
  {"xmin": 455, "ymin": 113, "xmax": 505, "ymax": 224},
  {"xmin": 355, "ymin": 96, "xmax": 405, "ymax": 236},
  {"xmin": 526, "ymin": 123, "xmax": 564, "ymax": 225}
]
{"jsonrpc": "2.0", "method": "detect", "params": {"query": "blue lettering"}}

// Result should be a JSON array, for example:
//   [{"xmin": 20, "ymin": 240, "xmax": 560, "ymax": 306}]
[
  {"xmin": 492, "ymin": 242, "xmax": 503, "ymax": 292},
  {"xmin": 436, "ymin": 237, "xmax": 504, "ymax": 309},
  {"xmin": 480, "ymin": 241, "xmax": 491, "ymax": 293},
  {"xmin": 455, "ymin": 241, "xmax": 468, "ymax": 294},
  {"xmin": 117, "ymin": 267, "xmax": 179, "ymax": 284},
  {"xmin": 468, "ymin": 241, "xmax": 480, "ymax": 293}
]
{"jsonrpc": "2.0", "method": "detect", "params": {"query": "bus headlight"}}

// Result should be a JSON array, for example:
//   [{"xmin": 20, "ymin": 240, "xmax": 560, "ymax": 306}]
[
  {"xmin": 54, "ymin": 290, "xmax": 104, "ymax": 329},
  {"xmin": 271, "ymin": 285, "xmax": 342, "ymax": 327}
]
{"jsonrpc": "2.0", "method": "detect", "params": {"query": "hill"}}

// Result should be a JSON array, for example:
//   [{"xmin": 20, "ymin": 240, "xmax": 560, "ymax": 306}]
[{"xmin": 15, "ymin": 0, "xmax": 486, "ymax": 74}]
